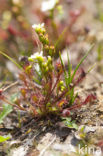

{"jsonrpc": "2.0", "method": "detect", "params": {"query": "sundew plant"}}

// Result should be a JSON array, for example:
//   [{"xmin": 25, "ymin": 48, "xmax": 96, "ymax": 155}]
[{"xmin": 0, "ymin": 23, "xmax": 96, "ymax": 118}]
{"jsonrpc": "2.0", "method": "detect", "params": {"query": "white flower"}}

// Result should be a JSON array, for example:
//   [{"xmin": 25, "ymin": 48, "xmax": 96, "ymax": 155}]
[
  {"xmin": 30, "ymin": 51, "xmax": 43, "ymax": 60},
  {"xmin": 32, "ymin": 23, "xmax": 45, "ymax": 30},
  {"xmin": 12, "ymin": 0, "xmax": 20, "ymax": 5},
  {"xmin": 41, "ymin": 0, "xmax": 59, "ymax": 12}
]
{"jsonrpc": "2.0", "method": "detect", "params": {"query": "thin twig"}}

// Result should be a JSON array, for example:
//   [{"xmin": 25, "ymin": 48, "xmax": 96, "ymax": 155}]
[{"xmin": 3, "ymin": 81, "xmax": 19, "ymax": 92}]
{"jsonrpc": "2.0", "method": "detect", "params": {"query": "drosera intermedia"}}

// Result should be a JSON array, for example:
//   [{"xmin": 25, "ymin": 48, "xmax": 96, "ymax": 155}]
[{"xmin": 0, "ymin": 23, "xmax": 96, "ymax": 119}]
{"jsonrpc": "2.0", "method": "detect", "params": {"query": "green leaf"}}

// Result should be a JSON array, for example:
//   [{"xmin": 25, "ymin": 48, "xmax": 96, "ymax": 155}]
[
  {"xmin": 0, "ymin": 104, "xmax": 13, "ymax": 124},
  {"xmin": 62, "ymin": 117, "xmax": 78, "ymax": 130},
  {"xmin": 55, "ymin": 27, "xmax": 68, "ymax": 49},
  {"xmin": 67, "ymin": 51, "xmax": 72, "ymax": 84},
  {"xmin": 97, "ymin": 43, "xmax": 102, "ymax": 61},
  {"xmin": 0, "ymin": 51, "xmax": 22, "ymax": 69},
  {"xmin": 69, "ymin": 87, "xmax": 74, "ymax": 104},
  {"xmin": 59, "ymin": 51, "xmax": 67, "ymax": 82},
  {"xmin": 71, "ymin": 44, "xmax": 94, "ymax": 82},
  {"xmin": 99, "ymin": 13, "xmax": 103, "ymax": 22},
  {"xmin": 72, "ymin": 123, "xmax": 78, "ymax": 130},
  {"xmin": 0, "ymin": 135, "xmax": 11, "ymax": 143}
]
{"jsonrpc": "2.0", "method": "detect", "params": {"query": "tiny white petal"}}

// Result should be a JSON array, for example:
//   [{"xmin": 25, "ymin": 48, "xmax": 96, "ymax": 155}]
[
  {"xmin": 41, "ymin": 0, "xmax": 58, "ymax": 12},
  {"xmin": 32, "ymin": 23, "xmax": 45, "ymax": 29},
  {"xmin": 30, "ymin": 51, "xmax": 43, "ymax": 59},
  {"xmin": 32, "ymin": 24, "xmax": 37, "ymax": 29},
  {"xmin": 12, "ymin": 0, "xmax": 20, "ymax": 4},
  {"xmin": 41, "ymin": 23, "xmax": 45, "ymax": 27}
]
